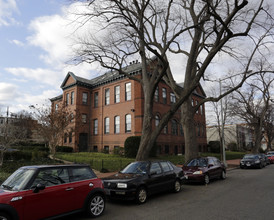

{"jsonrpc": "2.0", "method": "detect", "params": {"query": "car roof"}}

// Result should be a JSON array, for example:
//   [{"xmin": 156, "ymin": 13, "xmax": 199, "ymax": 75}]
[{"xmin": 19, "ymin": 164, "xmax": 90, "ymax": 170}]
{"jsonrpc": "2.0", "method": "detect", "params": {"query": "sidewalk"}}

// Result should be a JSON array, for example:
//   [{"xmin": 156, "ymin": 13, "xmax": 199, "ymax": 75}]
[
  {"xmin": 96, "ymin": 159, "xmax": 241, "ymax": 178},
  {"xmin": 226, "ymin": 159, "xmax": 241, "ymax": 170}
]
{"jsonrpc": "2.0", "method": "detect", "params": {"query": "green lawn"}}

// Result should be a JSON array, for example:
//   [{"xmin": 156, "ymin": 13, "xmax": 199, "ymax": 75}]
[{"xmin": 56, "ymin": 151, "xmax": 246, "ymax": 172}]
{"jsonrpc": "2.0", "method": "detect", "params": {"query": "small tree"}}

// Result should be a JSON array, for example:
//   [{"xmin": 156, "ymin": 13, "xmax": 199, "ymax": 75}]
[
  {"xmin": 0, "ymin": 112, "xmax": 32, "ymax": 166},
  {"xmin": 30, "ymin": 103, "xmax": 75, "ymax": 158}
]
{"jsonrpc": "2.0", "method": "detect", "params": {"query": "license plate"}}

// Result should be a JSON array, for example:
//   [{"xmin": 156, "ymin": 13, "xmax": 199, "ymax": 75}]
[
  {"xmin": 247, "ymin": 164, "xmax": 251, "ymax": 166},
  {"xmin": 116, "ymin": 191, "xmax": 125, "ymax": 195}
]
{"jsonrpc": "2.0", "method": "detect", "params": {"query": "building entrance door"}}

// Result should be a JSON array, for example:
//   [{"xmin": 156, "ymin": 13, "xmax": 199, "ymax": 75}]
[{"xmin": 79, "ymin": 133, "xmax": 88, "ymax": 152}]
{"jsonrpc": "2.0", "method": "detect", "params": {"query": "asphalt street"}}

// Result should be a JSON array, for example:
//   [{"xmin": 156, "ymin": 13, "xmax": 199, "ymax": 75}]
[{"xmin": 65, "ymin": 165, "xmax": 274, "ymax": 220}]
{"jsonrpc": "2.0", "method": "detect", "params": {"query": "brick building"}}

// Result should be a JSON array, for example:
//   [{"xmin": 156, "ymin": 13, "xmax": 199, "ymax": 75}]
[{"xmin": 50, "ymin": 62, "xmax": 207, "ymax": 155}]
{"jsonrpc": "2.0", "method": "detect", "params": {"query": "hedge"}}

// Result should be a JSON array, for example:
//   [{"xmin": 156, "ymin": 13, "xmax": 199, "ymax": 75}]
[
  {"xmin": 124, "ymin": 136, "xmax": 158, "ymax": 158},
  {"xmin": 56, "ymin": 146, "xmax": 73, "ymax": 153}
]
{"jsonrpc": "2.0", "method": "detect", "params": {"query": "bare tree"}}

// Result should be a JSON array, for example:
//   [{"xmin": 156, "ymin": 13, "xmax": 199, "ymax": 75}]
[
  {"xmin": 30, "ymin": 103, "xmax": 75, "ymax": 158},
  {"xmin": 0, "ymin": 112, "xmax": 33, "ymax": 166},
  {"xmin": 71, "ymin": 0, "xmax": 274, "ymax": 161},
  {"xmin": 229, "ymin": 72, "xmax": 274, "ymax": 153},
  {"xmin": 207, "ymin": 88, "xmax": 232, "ymax": 156},
  {"xmin": 264, "ymin": 103, "xmax": 274, "ymax": 151}
]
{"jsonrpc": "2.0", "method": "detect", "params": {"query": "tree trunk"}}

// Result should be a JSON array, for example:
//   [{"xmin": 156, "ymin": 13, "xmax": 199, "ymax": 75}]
[
  {"xmin": 181, "ymin": 99, "xmax": 199, "ymax": 162},
  {"xmin": 252, "ymin": 124, "xmax": 262, "ymax": 153},
  {"xmin": 0, "ymin": 150, "xmax": 4, "ymax": 167},
  {"xmin": 136, "ymin": 90, "xmax": 155, "ymax": 161}
]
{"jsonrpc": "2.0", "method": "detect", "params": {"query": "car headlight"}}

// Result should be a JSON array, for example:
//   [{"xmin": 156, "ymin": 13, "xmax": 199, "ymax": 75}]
[
  {"xmin": 193, "ymin": 171, "xmax": 203, "ymax": 175},
  {"xmin": 117, "ymin": 183, "xmax": 127, "ymax": 188}
]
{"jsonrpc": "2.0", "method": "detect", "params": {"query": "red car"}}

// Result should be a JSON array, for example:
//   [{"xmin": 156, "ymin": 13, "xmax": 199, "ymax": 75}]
[
  {"xmin": 182, "ymin": 157, "xmax": 226, "ymax": 184},
  {"xmin": 0, "ymin": 164, "xmax": 105, "ymax": 220},
  {"xmin": 266, "ymin": 154, "xmax": 274, "ymax": 164}
]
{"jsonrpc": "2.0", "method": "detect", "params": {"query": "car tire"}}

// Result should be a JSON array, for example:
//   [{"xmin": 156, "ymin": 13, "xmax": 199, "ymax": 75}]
[
  {"xmin": 220, "ymin": 170, "xmax": 226, "ymax": 180},
  {"xmin": 136, "ymin": 187, "xmax": 147, "ymax": 204},
  {"xmin": 204, "ymin": 174, "xmax": 210, "ymax": 185},
  {"xmin": 0, "ymin": 212, "xmax": 11, "ymax": 220},
  {"xmin": 174, "ymin": 179, "xmax": 181, "ymax": 193},
  {"xmin": 86, "ymin": 194, "xmax": 105, "ymax": 218}
]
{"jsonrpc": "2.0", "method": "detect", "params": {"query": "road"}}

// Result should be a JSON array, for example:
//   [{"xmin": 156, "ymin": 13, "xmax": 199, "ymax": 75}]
[{"xmin": 66, "ymin": 165, "xmax": 274, "ymax": 220}]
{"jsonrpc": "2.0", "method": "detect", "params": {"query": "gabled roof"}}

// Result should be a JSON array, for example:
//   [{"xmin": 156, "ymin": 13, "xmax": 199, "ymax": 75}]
[
  {"xmin": 61, "ymin": 62, "xmax": 142, "ymax": 90},
  {"xmin": 50, "ymin": 94, "xmax": 63, "ymax": 102}
]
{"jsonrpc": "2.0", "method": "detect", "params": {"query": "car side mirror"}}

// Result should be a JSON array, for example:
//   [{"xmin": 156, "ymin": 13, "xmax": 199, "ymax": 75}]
[
  {"xmin": 208, "ymin": 164, "xmax": 214, "ymax": 168},
  {"xmin": 33, "ymin": 184, "xmax": 45, "ymax": 193}
]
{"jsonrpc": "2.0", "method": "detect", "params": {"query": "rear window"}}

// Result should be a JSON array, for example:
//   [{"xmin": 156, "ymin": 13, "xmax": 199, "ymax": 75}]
[
  {"xmin": 70, "ymin": 167, "xmax": 96, "ymax": 182},
  {"xmin": 160, "ymin": 162, "xmax": 173, "ymax": 172},
  {"xmin": 187, "ymin": 158, "xmax": 207, "ymax": 167}
]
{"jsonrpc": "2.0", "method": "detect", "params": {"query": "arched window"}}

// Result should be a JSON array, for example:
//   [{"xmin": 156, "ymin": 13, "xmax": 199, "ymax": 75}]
[
  {"xmin": 171, "ymin": 119, "xmax": 178, "ymax": 135},
  {"xmin": 155, "ymin": 115, "xmax": 160, "ymax": 127},
  {"xmin": 180, "ymin": 123, "xmax": 184, "ymax": 136}
]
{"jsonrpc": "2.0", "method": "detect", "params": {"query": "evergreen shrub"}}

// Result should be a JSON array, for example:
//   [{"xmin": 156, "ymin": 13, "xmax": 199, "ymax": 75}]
[
  {"xmin": 124, "ymin": 136, "xmax": 157, "ymax": 158},
  {"xmin": 56, "ymin": 146, "xmax": 73, "ymax": 153},
  {"xmin": 208, "ymin": 141, "xmax": 221, "ymax": 153}
]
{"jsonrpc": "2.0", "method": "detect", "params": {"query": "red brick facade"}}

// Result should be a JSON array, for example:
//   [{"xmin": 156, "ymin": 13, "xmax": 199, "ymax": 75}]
[{"xmin": 51, "ymin": 65, "xmax": 207, "ymax": 155}]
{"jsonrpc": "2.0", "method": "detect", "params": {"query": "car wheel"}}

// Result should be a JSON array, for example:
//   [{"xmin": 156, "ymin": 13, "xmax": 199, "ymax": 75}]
[
  {"xmin": 174, "ymin": 179, "xmax": 181, "ymax": 193},
  {"xmin": 204, "ymin": 174, "xmax": 210, "ymax": 185},
  {"xmin": 220, "ymin": 170, "xmax": 226, "ymax": 180},
  {"xmin": 86, "ymin": 194, "xmax": 105, "ymax": 218},
  {"xmin": 0, "ymin": 212, "xmax": 11, "ymax": 220},
  {"xmin": 136, "ymin": 187, "xmax": 147, "ymax": 204}
]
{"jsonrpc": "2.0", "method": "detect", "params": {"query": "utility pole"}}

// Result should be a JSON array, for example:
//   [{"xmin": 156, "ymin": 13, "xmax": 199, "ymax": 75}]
[
  {"xmin": 219, "ymin": 80, "xmax": 226, "ymax": 167},
  {"xmin": 6, "ymin": 106, "xmax": 9, "ymax": 124}
]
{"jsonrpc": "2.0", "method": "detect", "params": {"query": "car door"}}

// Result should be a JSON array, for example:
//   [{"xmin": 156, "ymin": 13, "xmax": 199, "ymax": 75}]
[
  {"xmin": 22, "ymin": 168, "xmax": 74, "ymax": 220},
  {"xmin": 160, "ymin": 161, "xmax": 175, "ymax": 190},
  {"xmin": 213, "ymin": 158, "xmax": 223, "ymax": 177},
  {"xmin": 147, "ymin": 162, "xmax": 164, "ymax": 194},
  {"xmin": 67, "ymin": 166, "xmax": 98, "ymax": 210},
  {"xmin": 207, "ymin": 158, "xmax": 219, "ymax": 179}
]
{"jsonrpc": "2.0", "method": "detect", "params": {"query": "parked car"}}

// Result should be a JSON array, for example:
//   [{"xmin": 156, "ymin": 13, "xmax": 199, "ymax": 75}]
[
  {"xmin": 267, "ymin": 151, "xmax": 274, "ymax": 155},
  {"xmin": 259, "ymin": 153, "xmax": 270, "ymax": 165},
  {"xmin": 0, "ymin": 164, "xmax": 105, "ymax": 220},
  {"xmin": 266, "ymin": 154, "xmax": 274, "ymax": 164},
  {"xmin": 240, "ymin": 154, "xmax": 264, "ymax": 169},
  {"xmin": 102, "ymin": 160, "xmax": 184, "ymax": 204},
  {"xmin": 182, "ymin": 157, "xmax": 226, "ymax": 185}
]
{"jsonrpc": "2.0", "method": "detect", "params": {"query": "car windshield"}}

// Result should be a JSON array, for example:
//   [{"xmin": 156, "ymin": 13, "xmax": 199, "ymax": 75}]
[
  {"xmin": 1, "ymin": 168, "xmax": 36, "ymax": 191},
  {"xmin": 120, "ymin": 162, "xmax": 149, "ymax": 174},
  {"xmin": 243, "ymin": 155, "xmax": 256, "ymax": 159},
  {"xmin": 187, "ymin": 158, "xmax": 207, "ymax": 167}
]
